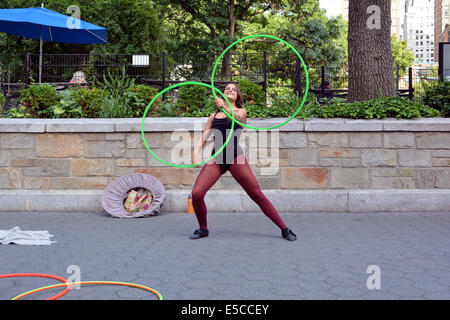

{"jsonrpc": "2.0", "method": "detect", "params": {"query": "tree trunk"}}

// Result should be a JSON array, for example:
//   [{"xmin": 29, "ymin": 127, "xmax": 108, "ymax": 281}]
[
  {"xmin": 221, "ymin": 0, "xmax": 235, "ymax": 81},
  {"xmin": 348, "ymin": 0, "xmax": 396, "ymax": 102}
]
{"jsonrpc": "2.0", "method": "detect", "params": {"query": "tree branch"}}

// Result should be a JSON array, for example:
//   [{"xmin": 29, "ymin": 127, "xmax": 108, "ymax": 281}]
[{"xmin": 177, "ymin": 0, "xmax": 216, "ymax": 39}]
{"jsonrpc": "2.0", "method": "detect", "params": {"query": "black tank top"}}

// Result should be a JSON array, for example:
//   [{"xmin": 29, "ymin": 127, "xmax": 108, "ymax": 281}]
[{"xmin": 210, "ymin": 111, "xmax": 244, "ymax": 164}]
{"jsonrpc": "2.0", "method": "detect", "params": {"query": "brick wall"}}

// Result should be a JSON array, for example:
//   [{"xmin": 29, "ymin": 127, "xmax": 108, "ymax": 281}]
[{"xmin": 1, "ymin": 118, "xmax": 450, "ymax": 192}]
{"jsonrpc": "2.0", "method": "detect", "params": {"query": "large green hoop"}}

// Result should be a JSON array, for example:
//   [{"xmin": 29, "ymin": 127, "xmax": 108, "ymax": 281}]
[
  {"xmin": 141, "ymin": 81, "xmax": 235, "ymax": 168},
  {"xmin": 211, "ymin": 34, "xmax": 309, "ymax": 130}
]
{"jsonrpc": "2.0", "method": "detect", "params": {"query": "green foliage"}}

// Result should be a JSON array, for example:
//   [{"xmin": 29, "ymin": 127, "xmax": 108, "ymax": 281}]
[
  {"xmin": 45, "ymin": 90, "xmax": 85, "ymax": 118},
  {"xmin": 238, "ymin": 80, "xmax": 265, "ymax": 106},
  {"xmin": 71, "ymin": 87, "xmax": 108, "ymax": 117},
  {"xmin": 0, "ymin": 93, "xmax": 5, "ymax": 110},
  {"xmin": 98, "ymin": 95, "xmax": 133, "ymax": 118},
  {"xmin": 19, "ymin": 84, "xmax": 59, "ymax": 116},
  {"xmin": 125, "ymin": 85, "xmax": 160, "ymax": 117},
  {"xmin": 2, "ymin": 105, "xmax": 32, "ymax": 118},
  {"xmin": 391, "ymin": 35, "xmax": 415, "ymax": 77},
  {"xmin": 95, "ymin": 67, "xmax": 136, "ymax": 98},
  {"xmin": 422, "ymin": 81, "xmax": 450, "ymax": 117},
  {"xmin": 298, "ymin": 96, "xmax": 441, "ymax": 119},
  {"xmin": 174, "ymin": 85, "xmax": 208, "ymax": 116}
]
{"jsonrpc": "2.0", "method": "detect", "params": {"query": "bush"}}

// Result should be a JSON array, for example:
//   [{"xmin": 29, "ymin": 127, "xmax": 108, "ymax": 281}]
[
  {"xmin": 422, "ymin": 80, "xmax": 450, "ymax": 117},
  {"xmin": 297, "ymin": 96, "xmax": 441, "ymax": 119},
  {"xmin": 71, "ymin": 87, "xmax": 108, "ymax": 117},
  {"xmin": 98, "ymin": 95, "xmax": 134, "ymax": 118},
  {"xmin": 238, "ymin": 79, "xmax": 265, "ymax": 106},
  {"xmin": 20, "ymin": 84, "xmax": 59, "ymax": 116},
  {"xmin": 125, "ymin": 84, "xmax": 160, "ymax": 117},
  {"xmin": 174, "ymin": 85, "xmax": 208, "ymax": 116},
  {"xmin": 0, "ymin": 93, "xmax": 5, "ymax": 110}
]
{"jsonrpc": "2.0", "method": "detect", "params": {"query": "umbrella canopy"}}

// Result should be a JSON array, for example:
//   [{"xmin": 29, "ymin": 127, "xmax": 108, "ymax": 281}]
[
  {"xmin": 0, "ymin": 7, "xmax": 107, "ymax": 83},
  {"xmin": 0, "ymin": 7, "xmax": 107, "ymax": 44}
]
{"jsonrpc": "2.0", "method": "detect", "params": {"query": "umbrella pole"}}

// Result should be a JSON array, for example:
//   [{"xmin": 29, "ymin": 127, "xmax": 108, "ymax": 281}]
[
  {"xmin": 39, "ymin": 36, "xmax": 43, "ymax": 84},
  {"xmin": 39, "ymin": 3, "xmax": 44, "ymax": 84}
]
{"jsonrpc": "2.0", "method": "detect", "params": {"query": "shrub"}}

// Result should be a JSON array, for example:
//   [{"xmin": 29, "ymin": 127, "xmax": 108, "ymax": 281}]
[
  {"xmin": 297, "ymin": 96, "xmax": 441, "ymax": 119},
  {"xmin": 71, "ymin": 87, "xmax": 108, "ymax": 117},
  {"xmin": 422, "ymin": 80, "xmax": 450, "ymax": 117},
  {"xmin": 125, "ymin": 84, "xmax": 160, "ymax": 117},
  {"xmin": 238, "ymin": 79, "xmax": 265, "ymax": 106},
  {"xmin": 20, "ymin": 84, "xmax": 59, "ymax": 116},
  {"xmin": 174, "ymin": 85, "xmax": 208, "ymax": 116},
  {"xmin": 0, "ymin": 93, "xmax": 5, "ymax": 110},
  {"xmin": 98, "ymin": 95, "xmax": 134, "ymax": 118}
]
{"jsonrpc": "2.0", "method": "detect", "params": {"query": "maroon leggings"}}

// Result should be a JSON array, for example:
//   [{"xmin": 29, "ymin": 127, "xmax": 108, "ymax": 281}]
[{"xmin": 191, "ymin": 154, "xmax": 287, "ymax": 230}]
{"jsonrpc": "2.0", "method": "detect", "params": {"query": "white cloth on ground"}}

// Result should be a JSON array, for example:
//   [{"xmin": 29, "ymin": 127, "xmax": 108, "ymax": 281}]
[{"xmin": 0, "ymin": 226, "xmax": 56, "ymax": 245}]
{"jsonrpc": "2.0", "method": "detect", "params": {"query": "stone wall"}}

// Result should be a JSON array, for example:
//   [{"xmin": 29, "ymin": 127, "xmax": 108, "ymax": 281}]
[{"xmin": 1, "ymin": 118, "xmax": 449, "ymax": 213}]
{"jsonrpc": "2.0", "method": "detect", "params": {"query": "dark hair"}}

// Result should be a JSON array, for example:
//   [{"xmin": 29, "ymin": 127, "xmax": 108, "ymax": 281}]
[{"xmin": 223, "ymin": 83, "xmax": 244, "ymax": 108}]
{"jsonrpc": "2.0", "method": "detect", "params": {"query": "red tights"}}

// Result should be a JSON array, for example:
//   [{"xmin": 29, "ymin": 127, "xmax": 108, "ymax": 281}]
[{"xmin": 191, "ymin": 154, "xmax": 287, "ymax": 230}]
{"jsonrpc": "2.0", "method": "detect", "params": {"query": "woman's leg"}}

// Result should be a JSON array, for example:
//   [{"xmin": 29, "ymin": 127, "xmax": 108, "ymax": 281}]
[
  {"xmin": 191, "ymin": 159, "xmax": 223, "ymax": 230},
  {"xmin": 229, "ymin": 154, "xmax": 288, "ymax": 230}
]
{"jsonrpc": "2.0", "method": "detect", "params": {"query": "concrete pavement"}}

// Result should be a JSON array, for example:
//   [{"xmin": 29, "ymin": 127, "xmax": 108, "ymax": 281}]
[{"xmin": 0, "ymin": 211, "xmax": 449, "ymax": 300}]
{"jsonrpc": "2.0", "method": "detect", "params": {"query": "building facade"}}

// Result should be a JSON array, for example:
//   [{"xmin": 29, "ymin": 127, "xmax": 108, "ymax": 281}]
[
  {"xmin": 403, "ymin": 0, "xmax": 435, "ymax": 64},
  {"xmin": 435, "ymin": 0, "xmax": 450, "ymax": 62}
]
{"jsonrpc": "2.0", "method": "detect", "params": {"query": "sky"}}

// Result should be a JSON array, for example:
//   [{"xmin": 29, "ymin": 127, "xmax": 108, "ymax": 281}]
[{"xmin": 319, "ymin": 0, "xmax": 342, "ymax": 18}]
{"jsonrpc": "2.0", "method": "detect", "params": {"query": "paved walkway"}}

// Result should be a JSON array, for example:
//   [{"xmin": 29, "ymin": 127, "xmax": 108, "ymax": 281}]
[{"xmin": 0, "ymin": 211, "xmax": 449, "ymax": 300}]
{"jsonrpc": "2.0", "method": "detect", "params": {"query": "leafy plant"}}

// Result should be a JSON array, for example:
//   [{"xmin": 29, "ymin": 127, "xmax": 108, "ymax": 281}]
[
  {"xmin": 71, "ymin": 87, "xmax": 108, "ymax": 117},
  {"xmin": 3, "ymin": 105, "xmax": 32, "ymax": 118},
  {"xmin": 174, "ymin": 84, "xmax": 208, "ymax": 116},
  {"xmin": 125, "ymin": 84, "xmax": 160, "ymax": 117},
  {"xmin": 422, "ymin": 80, "xmax": 450, "ymax": 117},
  {"xmin": 98, "ymin": 95, "xmax": 133, "ymax": 118},
  {"xmin": 0, "ymin": 93, "xmax": 5, "ymax": 111},
  {"xmin": 20, "ymin": 84, "xmax": 59, "ymax": 116},
  {"xmin": 238, "ymin": 79, "xmax": 265, "ymax": 106},
  {"xmin": 95, "ymin": 67, "xmax": 136, "ymax": 99}
]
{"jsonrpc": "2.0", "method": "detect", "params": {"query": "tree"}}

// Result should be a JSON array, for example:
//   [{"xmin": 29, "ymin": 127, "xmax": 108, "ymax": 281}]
[
  {"xmin": 391, "ymin": 35, "xmax": 415, "ymax": 77},
  {"xmin": 157, "ymin": 0, "xmax": 275, "ymax": 78},
  {"xmin": 348, "ymin": 0, "xmax": 396, "ymax": 102}
]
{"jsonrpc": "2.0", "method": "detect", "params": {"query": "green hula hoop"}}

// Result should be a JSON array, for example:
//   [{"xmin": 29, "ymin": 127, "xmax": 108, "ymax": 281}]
[
  {"xmin": 211, "ymin": 34, "xmax": 309, "ymax": 130},
  {"xmin": 141, "ymin": 81, "xmax": 235, "ymax": 168}
]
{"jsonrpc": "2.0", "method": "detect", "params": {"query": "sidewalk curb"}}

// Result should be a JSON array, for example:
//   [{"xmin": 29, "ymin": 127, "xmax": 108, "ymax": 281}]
[{"xmin": 1, "ymin": 189, "xmax": 449, "ymax": 213}]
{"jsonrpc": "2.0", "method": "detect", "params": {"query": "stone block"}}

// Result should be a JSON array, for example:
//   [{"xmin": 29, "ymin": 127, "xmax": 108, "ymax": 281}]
[
  {"xmin": 0, "ymin": 168, "xmax": 21, "ymax": 189},
  {"xmin": 280, "ymin": 168, "xmax": 328, "ymax": 189},
  {"xmin": 22, "ymin": 176, "xmax": 51, "ymax": 189},
  {"xmin": 288, "ymin": 149, "xmax": 318, "ymax": 166},
  {"xmin": 72, "ymin": 159, "xmax": 114, "ymax": 176},
  {"xmin": 0, "ymin": 133, "xmax": 34, "ymax": 148},
  {"xmin": 279, "ymin": 132, "xmax": 307, "ymax": 148},
  {"xmin": 0, "ymin": 151, "xmax": 10, "ymax": 167},
  {"xmin": 371, "ymin": 167, "xmax": 414, "ymax": 177},
  {"xmin": 398, "ymin": 150, "xmax": 432, "ymax": 167},
  {"xmin": 372, "ymin": 177, "xmax": 415, "ymax": 189},
  {"xmin": 414, "ymin": 168, "xmax": 450, "ymax": 188},
  {"xmin": 329, "ymin": 168, "xmax": 370, "ymax": 188},
  {"xmin": 319, "ymin": 149, "xmax": 360, "ymax": 158},
  {"xmin": 126, "ymin": 133, "xmax": 162, "ymax": 148},
  {"xmin": 432, "ymin": 158, "xmax": 450, "ymax": 167},
  {"xmin": 9, "ymin": 148, "xmax": 34, "ymax": 158},
  {"xmin": 115, "ymin": 159, "xmax": 146, "ymax": 167},
  {"xmin": 136, "ymin": 167, "xmax": 196, "ymax": 185},
  {"xmin": 84, "ymin": 141, "xmax": 125, "ymax": 158},
  {"xmin": 22, "ymin": 159, "xmax": 71, "ymax": 177},
  {"xmin": 308, "ymin": 132, "xmax": 348, "ymax": 148},
  {"xmin": 35, "ymin": 134, "xmax": 81, "ymax": 158},
  {"xmin": 383, "ymin": 132, "xmax": 415, "ymax": 148},
  {"xmin": 349, "ymin": 132, "xmax": 382, "ymax": 148},
  {"xmin": 361, "ymin": 150, "xmax": 397, "ymax": 166},
  {"xmin": 416, "ymin": 132, "xmax": 450, "ymax": 149}
]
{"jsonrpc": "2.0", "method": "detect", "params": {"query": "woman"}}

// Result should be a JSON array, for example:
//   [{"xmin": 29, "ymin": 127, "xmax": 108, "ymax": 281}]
[{"xmin": 190, "ymin": 83, "xmax": 297, "ymax": 241}]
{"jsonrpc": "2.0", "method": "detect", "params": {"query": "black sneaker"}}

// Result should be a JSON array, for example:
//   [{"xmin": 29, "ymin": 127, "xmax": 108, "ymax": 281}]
[
  {"xmin": 281, "ymin": 228, "xmax": 297, "ymax": 241},
  {"xmin": 189, "ymin": 228, "xmax": 209, "ymax": 239}
]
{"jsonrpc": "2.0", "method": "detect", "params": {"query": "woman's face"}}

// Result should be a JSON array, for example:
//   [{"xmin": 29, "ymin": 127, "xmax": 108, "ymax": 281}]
[{"xmin": 223, "ymin": 84, "xmax": 238, "ymax": 104}]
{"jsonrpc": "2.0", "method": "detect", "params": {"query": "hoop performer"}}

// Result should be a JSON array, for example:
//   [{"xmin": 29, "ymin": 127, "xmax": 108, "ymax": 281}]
[{"xmin": 190, "ymin": 83, "xmax": 297, "ymax": 241}]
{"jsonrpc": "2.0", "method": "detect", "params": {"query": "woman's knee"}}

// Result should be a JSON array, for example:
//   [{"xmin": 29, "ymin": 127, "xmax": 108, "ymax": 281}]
[
  {"xmin": 191, "ymin": 188, "xmax": 206, "ymax": 201},
  {"xmin": 248, "ymin": 189, "xmax": 266, "ymax": 203}
]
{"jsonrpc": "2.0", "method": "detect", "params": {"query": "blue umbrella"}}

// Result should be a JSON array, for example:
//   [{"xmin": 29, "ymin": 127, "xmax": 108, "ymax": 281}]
[{"xmin": 0, "ymin": 5, "xmax": 107, "ymax": 83}]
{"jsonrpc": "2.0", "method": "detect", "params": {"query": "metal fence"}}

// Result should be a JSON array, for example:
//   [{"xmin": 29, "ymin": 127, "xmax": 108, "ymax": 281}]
[{"xmin": 1, "ymin": 52, "xmax": 448, "ymax": 103}]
